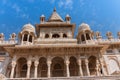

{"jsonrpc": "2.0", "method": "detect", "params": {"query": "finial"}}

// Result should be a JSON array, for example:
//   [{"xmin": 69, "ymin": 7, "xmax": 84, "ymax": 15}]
[{"xmin": 54, "ymin": 7, "xmax": 56, "ymax": 12}]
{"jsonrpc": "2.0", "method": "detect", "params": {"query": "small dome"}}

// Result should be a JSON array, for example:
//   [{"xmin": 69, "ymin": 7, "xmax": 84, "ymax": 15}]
[
  {"xmin": 79, "ymin": 23, "xmax": 91, "ymax": 32},
  {"xmin": 41, "ymin": 14, "xmax": 45, "ymax": 17},
  {"xmin": 66, "ymin": 14, "xmax": 70, "ymax": 17},
  {"xmin": 22, "ymin": 23, "xmax": 35, "ymax": 33}
]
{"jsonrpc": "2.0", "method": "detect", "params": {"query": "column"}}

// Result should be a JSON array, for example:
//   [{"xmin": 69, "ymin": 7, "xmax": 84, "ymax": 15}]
[
  {"xmin": 100, "ymin": 59, "xmax": 105, "ymax": 75},
  {"xmin": 78, "ymin": 58, "xmax": 83, "ymax": 76},
  {"xmin": 27, "ymin": 60, "xmax": 31, "ymax": 78},
  {"xmin": 85, "ymin": 58, "xmax": 90, "ymax": 76},
  {"xmin": 60, "ymin": 33, "xmax": 63, "ymax": 38},
  {"xmin": 10, "ymin": 61, "xmax": 16, "ymax": 78},
  {"xmin": 21, "ymin": 34, "xmax": 24, "ymax": 44},
  {"xmin": 47, "ymin": 58, "xmax": 51, "ymax": 78},
  {"xmin": 96, "ymin": 59, "xmax": 99, "ymax": 76},
  {"xmin": 34, "ymin": 60, "xmax": 39, "ymax": 78},
  {"xmin": 65, "ymin": 56, "xmax": 70, "ymax": 77},
  {"xmin": 83, "ymin": 32, "xmax": 87, "ymax": 43},
  {"xmin": 32, "ymin": 37, "xmax": 34, "ymax": 44},
  {"xmin": 27, "ymin": 34, "xmax": 30, "ymax": 42}
]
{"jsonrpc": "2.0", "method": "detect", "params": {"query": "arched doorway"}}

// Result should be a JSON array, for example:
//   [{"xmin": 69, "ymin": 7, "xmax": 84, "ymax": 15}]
[
  {"xmin": 69, "ymin": 56, "xmax": 79, "ymax": 76},
  {"xmin": 51, "ymin": 57, "xmax": 65, "ymax": 77},
  {"xmin": 88, "ymin": 56, "xmax": 97, "ymax": 76},
  {"xmin": 17, "ymin": 57, "xmax": 27, "ymax": 78},
  {"xmin": 38, "ymin": 57, "xmax": 47, "ymax": 77}
]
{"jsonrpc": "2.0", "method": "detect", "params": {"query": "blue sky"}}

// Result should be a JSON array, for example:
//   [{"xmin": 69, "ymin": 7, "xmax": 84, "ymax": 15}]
[{"xmin": 0, "ymin": 0, "xmax": 120, "ymax": 39}]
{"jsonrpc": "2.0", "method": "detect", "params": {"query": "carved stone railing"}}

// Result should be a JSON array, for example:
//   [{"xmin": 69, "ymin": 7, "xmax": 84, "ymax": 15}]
[
  {"xmin": 0, "ymin": 41, "xmax": 17, "ymax": 45},
  {"xmin": 94, "ymin": 39, "xmax": 120, "ymax": 44},
  {"xmin": 4, "ymin": 76, "xmax": 120, "ymax": 80}
]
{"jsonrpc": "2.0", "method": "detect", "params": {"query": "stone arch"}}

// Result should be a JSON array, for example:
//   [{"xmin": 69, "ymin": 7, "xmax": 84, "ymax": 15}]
[
  {"xmin": 88, "ymin": 56, "xmax": 97, "ymax": 76},
  {"xmin": 45, "ymin": 34, "xmax": 49, "ymax": 38},
  {"xmin": 16, "ymin": 57, "xmax": 27, "ymax": 78},
  {"xmin": 69, "ymin": 56, "xmax": 79, "ymax": 76},
  {"xmin": 38, "ymin": 57, "xmax": 47, "ymax": 77},
  {"xmin": 29, "ymin": 35, "xmax": 32, "ymax": 42},
  {"xmin": 51, "ymin": 57, "xmax": 65, "ymax": 77},
  {"xmin": 108, "ymin": 58, "xmax": 119, "ymax": 74},
  {"xmin": 81, "ymin": 34, "xmax": 85, "ymax": 41},
  {"xmin": 86, "ymin": 33, "xmax": 90, "ymax": 40},
  {"xmin": 63, "ymin": 33, "xmax": 67, "ymax": 38},
  {"xmin": 52, "ymin": 33, "xmax": 60, "ymax": 38},
  {"xmin": 23, "ymin": 34, "xmax": 28, "ymax": 41}
]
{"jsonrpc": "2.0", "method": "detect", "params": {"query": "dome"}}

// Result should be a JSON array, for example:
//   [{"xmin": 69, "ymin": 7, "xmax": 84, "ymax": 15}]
[
  {"xmin": 79, "ymin": 23, "xmax": 91, "ymax": 32},
  {"xmin": 22, "ymin": 23, "xmax": 35, "ymax": 33}
]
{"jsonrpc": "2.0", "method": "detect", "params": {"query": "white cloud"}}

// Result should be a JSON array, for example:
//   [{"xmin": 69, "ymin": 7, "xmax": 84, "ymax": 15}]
[
  {"xmin": 58, "ymin": 0, "xmax": 73, "ymax": 10},
  {"xmin": 12, "ymin": 4, "xmax": 21, "ymax": 13},
  {"xmin": 21, "ymin": 14, "xmax": 29, "ymax": 19},
  {"xmin": 79, "ymin": 0, "xmax": 84, "ymax": 7}
]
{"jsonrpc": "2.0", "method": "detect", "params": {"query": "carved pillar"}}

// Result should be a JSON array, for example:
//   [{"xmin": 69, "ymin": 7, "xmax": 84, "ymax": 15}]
[
  {"xmin": 32, "ymin": 37, "xmax": 34, "ymax": 44},
  {"xmin": 50, "ymin": 33, "xmax": 52, "ymax": 39},
  {"xmin": 83, "ymin": 32, "xmax": 87, "ymax": 43},
  {"xmin": 27, "ymin": 60, "xmax": 31, "ymax": 78},
  {"xmin": 78, "ymin": 58, "xmax": 83, "ymax": 76},
  {"xmin": 47, "ymin": 57, "xmax": 51, "ymax": 78},
  {"xmin": 85, "ymin": 58, "xmax": 90, "ymax": 76},
  {"xmin": 21, "ymin": 34, "xmax": 24, "ymax": 44},
  {"xmin": 100, "ymin": 59, "xmax": 106, "ymax": 75},
  {"xmin": 96, "ymin": 59, "xmax": 99, "ymax": 76},
  {"xmin": 60, "ymin": 33, "xmax": 63, "ymax": 38},
  {"xmin": 65, "ymin": 56, "xmax": 70, "ymax": 77},
  {"xmin": 10, "ymin": 61, "xmax": 16, "ymax": 78},
  {"xmin": 34, "ymin": 60, "xmax": 39, "ymax": 78},
  {"xmin": 27, "ymin": 34, "xmax": 30, "ymax": 42}
]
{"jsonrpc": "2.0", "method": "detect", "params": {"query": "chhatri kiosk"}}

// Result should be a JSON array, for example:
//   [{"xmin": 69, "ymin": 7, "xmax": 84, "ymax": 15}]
[{"xmin": 0, "ymin": 8, "xmax": 120, "ymax": 80}]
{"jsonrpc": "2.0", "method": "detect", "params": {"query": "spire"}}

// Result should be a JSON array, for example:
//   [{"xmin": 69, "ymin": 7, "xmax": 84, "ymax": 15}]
[
  {"xmin": 54, "ymin": 7, "xmax": 56, "ymax": 12},
  {"xmin": 48, "ymin": 8, "xmax": 64, "ymax": 22}
]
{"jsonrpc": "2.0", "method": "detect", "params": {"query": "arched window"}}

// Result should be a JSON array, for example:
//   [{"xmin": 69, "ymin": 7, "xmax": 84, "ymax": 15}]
[
  {"xmin": 52, "ymin": 34, "xmax": 60, "ymax": 38},
  {"xmin": 86, "ymin": 33, "xmax": 90, "ymax": 40},
  {"xmin": 45, "ymin": 34, "xmax": 49, "ymax": 38},
  {"xmin": 29, "ymin": 35, "xmax": 32, "ymax": 42},
  {"xmin": 81, "ymin": 34, "xmax": 85, "ymax": 41},
  {"xmin": 23, "ymin": 34, "xmax": 28, "ymax": 41},
  {"xmin": 63, "ymin": 33, "xmax": 67, "ymax": 38}
]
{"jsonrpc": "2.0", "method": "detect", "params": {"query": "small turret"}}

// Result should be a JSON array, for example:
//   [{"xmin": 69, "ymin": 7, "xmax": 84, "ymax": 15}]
[
  {"xmin": 9, "ymin": 33, "xmax": 16, "ymax": 41},
  {"xmin": 65, "ymin": 14, "xmax": 71, "ymax": 24},
  {"xmin": 106, "ymin": 31, "xmax": 113, "ymax": 40},
  {"xmin": 0, "ymin": 33, "xmax": 4, "ymax": 41},
  {"xmin": 40, "ymin": 14, "xmax": 45, "ymax": 24},
  {"xmin": 95, "ymin": 31, "xmax": 102, "ymax": 40},
  {"xmin": 117, "ymin": 32, "xmax": 120, "ymax": 39}
]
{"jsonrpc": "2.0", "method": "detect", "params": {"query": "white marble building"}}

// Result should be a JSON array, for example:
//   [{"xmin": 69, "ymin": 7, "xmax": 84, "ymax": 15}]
[{"xmin": 0, "ymin": 8, "xmax": 120, "ymax": 80}]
